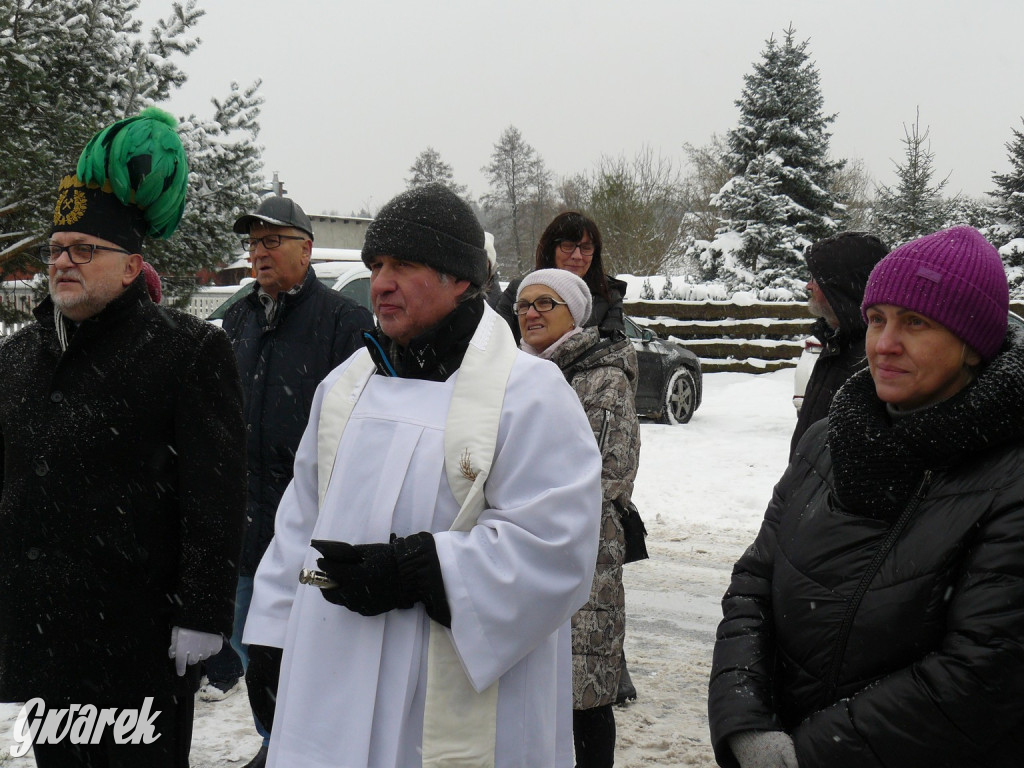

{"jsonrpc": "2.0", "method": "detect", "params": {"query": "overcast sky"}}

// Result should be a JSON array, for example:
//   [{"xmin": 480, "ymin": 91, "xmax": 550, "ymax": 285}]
[{"xmin": 136, "ymin": 0, "xmax": 1024, "ymax": 218}]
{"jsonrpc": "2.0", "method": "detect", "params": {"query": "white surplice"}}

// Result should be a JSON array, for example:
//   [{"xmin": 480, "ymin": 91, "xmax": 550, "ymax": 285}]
[{"xmin": 244, "ymin": 337, "xmax": 602, "ymax": 768}]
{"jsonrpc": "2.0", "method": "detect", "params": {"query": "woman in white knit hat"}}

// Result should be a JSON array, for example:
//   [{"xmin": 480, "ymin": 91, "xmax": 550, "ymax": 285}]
[{"xmin": 516, "ymin": 269, "xmax": 640, "ymax": 768}]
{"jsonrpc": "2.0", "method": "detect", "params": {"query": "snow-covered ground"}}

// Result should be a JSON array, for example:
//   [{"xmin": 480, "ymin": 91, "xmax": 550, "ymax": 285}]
[{"xmin": 0, "ymin": 369, "xmax": 797, "ymax": 767}]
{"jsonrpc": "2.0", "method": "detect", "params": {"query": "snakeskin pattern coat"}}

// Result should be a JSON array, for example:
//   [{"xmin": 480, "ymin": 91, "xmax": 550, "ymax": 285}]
[{"xmin": 552, "ymin": 327, "xmax": 641, "ymax": 709}]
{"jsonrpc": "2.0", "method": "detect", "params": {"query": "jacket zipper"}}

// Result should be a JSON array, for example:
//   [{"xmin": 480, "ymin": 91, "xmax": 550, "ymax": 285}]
[
  {"xmin": 597, "ymin": 408, "xmax": 611, "ymax": 451},
  {"xmin": 824, "ymin": 469, "xmax": 933, "ymax": 700}
]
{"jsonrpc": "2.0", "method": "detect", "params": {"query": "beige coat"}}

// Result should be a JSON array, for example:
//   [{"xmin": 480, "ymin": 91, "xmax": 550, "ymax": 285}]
[{"xmin": 552, "ymin": 327, "xmax": 641, "ymax": 709}]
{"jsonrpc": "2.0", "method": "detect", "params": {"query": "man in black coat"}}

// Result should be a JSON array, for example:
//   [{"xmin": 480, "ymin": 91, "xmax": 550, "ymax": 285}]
[
  {"xmin": 222, "ymin": 195, "xmax": 373, "ymax": 768},
  {"xmin": 789, "ymin": 231, "xmax": 887, "ymax": 458},
  {"xmin": 0, "ymin": 112, "xmax": 245, "ymax": 767}
]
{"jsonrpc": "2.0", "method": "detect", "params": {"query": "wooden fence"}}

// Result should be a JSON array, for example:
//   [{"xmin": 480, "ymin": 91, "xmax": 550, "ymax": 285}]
[
  {"xmin": 624, "ymin": 299, "xmax": 814, "ymax": 374},
  {"xmin": 625, "ymin": 300, "xmax": 1024, "ymax": 374}
]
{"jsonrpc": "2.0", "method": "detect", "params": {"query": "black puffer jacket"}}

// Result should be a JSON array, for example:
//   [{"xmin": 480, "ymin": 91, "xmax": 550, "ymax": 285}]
[
  {"xmin": 223, "ymin": 270, "xmax": 372, "ymax": 575},
  {"xmin": 709, "ymin": 326, "xmax": 1024, "ymax": 768},
  {"xmin": 0, "ymin": 277, "xmax": 245, "ymax": 704},
  {"xmin": 492, "ymin": 274, "xmax": 626, "ymax": 343},
  {"xmin": 790, "ymin": 237, "xmax": 883, "ymax": 457}
]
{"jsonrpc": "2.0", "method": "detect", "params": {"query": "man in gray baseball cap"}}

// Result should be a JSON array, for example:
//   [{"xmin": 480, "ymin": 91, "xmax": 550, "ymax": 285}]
[
  {"xmin": 233, "ymin": 196, "xmax": 314, "ymax": 240},
  {"xmin": 221, "ymin": 194, "xmax": 372, "ymax": 768},
  {"xmin": 232, "ymin": 196, "xmax": 315, "ymax": 303}
]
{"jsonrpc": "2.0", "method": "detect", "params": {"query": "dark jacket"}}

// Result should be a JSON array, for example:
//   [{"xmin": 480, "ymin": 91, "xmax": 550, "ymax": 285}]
[
  {"xmin": 0, "ymin": 276, "xmax": 246, "ymax": 704},
  {"xmin": 551, "ymin": 328, "xmax": 640, "ymax": 709},
  {"xmin": 789, "ymin": 317, "xmax": 867, "ymax": 457},
  {"xmin": 223, "ymin": 270, "xmax": 372, "ymax": 575},
  {"xmin": 491, "ymin": 274, "xmax": 627, "ymax": 343},
  {"xmin": 790, "ymin": 235, "xmax": 885, "ymax": 457},
  {"xmin": 709, "ymin": 327, "xmax": 1024, "ymax": 768}
]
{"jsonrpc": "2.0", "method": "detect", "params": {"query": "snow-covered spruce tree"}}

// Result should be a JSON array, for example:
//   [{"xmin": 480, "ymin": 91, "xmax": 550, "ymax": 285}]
[
  {"xmin": 713, "ymin": 153, "xmax": 793, "ymax": 284},
  {"xmin": 990, "ymin": 118, "xmax": 1024, "ymax": 248},
  {"xmin": 658, "ymin": 273, "xmax": 675, "ymax": 300},
  {"xmin": 712, "ymin": 25, "xmax": 843, "ymax": 291},
  {"xmin": 0, "ymin": 0, "xmax": 263, "ymax": 299},
  {"xmin": 405, "ymin": 146, "xmax": 469, "ymax": 199},
  {"xmin": 640, "ymin": 278, "xmax": 654, "ymax": 300},
  {"xmin": 871, "ymin": 111, "xmax": 953, "ymax": 247}
]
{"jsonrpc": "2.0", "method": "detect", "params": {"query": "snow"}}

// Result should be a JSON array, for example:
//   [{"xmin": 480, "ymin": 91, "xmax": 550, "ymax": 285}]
[
  {"xmin": 0, "ymin": 370, "xmax": 797, "ymax": 766},
  {"xmin": 999, "ymin": 238, "xmax": 1024, "ymax": 258}
]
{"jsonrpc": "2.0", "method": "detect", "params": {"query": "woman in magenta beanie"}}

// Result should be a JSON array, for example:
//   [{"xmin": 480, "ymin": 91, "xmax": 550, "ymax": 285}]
[{"xmin": 709, "ymin": 226, "xmax": 1024, "ymax": 768}]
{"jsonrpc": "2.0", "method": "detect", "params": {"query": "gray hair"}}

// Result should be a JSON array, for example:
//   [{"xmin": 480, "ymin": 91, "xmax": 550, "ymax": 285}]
[{"xmin": 438, "ymin": 272, "xmax": 488, "ymax": 304}]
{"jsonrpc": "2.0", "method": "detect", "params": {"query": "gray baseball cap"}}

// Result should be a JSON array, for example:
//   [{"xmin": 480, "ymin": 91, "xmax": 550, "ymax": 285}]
[{"xmin": 233, "ymin": 196, "xmax": 314, "ymax": 240}]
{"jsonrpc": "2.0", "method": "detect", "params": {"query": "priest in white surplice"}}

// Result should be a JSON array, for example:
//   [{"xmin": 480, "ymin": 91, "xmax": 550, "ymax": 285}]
[{"xmin": 243, "ymin": 183, "xmax": 603, "ymax": 768}]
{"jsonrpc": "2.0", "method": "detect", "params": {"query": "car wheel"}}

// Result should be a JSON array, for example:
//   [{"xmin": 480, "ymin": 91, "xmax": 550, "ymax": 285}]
[{"xmin": 661, "ymin": 367, "xmax": 696, "ymax": 425}]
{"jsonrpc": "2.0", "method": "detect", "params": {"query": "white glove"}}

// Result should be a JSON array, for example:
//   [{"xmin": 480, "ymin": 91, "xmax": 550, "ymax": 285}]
[
  {"xmin": 729, "ymin": 730, "xmax": 799, "ymax": 768},
  {"xmin": 168, "ymin": 626, "xmax": 223, "ymax": 677}
]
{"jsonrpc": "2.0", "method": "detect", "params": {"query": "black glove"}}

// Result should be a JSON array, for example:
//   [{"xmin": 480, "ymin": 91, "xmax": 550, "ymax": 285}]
[
  {"xmin": 245, "ymin": 644, "xmax": 282, "ymax": 735},
  {"xmin": 312, "ymin": 537, "xmax": 415, "ymax": 616},
  {"xmin": 311, "ymin": 533, "xmax": 451, "ymax": 626}
]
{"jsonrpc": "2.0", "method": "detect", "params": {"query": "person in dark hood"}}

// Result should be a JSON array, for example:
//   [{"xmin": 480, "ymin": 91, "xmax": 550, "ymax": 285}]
[
  {"xmin": 709, "ymin": 226, "xmax": 1024, "ymax": 768},
  {"xmin": 491, "ymin": 211, "xmax": 627, "ymax": 343},
  {"xmin": 789, "ymin": 231, "xmax": 888, "ymax": 458}
]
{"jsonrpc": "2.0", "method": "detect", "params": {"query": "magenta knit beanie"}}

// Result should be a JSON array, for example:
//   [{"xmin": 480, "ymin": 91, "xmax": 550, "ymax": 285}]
[{"xmin": 861, "ymin": 226, "xmax": 1008, "ymax": 361}]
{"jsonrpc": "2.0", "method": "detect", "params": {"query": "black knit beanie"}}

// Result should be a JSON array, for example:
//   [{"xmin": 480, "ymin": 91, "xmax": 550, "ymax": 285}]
[{"xmin": 361, "ymin": 183, "xmax": 488, "ymax": 287}]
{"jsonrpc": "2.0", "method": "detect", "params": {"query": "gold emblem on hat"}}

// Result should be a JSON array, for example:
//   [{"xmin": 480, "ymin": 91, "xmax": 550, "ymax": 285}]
[{"xmin": 53, "ymin": 177, "xmax": 88, "ymax": 226}]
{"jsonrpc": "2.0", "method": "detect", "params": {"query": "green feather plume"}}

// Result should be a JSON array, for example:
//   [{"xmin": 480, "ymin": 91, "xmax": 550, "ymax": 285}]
[{"xmin": 76, "ymin": 107, "xmax": 189, "ymax": 239}]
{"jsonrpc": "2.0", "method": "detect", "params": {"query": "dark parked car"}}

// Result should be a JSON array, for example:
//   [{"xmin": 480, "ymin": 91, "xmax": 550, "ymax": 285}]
[{"xmin": 624, "ymin": 316, "xmax": 703, "ymax": 424}]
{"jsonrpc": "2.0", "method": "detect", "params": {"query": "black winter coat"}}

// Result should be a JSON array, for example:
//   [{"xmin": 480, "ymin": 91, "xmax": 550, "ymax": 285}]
[
  {"xmin": 223, "ymin": 271, "xmax": 372, "ymax": 575},
  {"xmin": 709, "ymin": 328, "xmax": 1024, "ymax": 767},
  {"xmin": 790, "ymin": 237, "xmax": 882, "ymax": 457},
  {"xmin": 789, "ymin": 317, "xmax": 867, "ymax": 458},
  {"xmin": 0, "ymin": 276, "xmax": 246, "ymax": 704},
  {"xmin": 491, "ymin": 274, "xmax": 626, "ymax": 343}
]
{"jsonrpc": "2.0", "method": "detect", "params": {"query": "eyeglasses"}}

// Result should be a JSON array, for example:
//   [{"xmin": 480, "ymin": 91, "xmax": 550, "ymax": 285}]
[
  {"xmin": 556, "ymin": 240, "xmax": 595, "ymax": 257},
  {"xmin": 514, "ymin": 296, "xmax": 569, "ymax": 316},
  {"xmin": 240, "ymin": 234, "xmax": 306, "ymax": 252},
  {"xmin": 38, "ymin": 243, "xmax": 130, "ymax": 265}
]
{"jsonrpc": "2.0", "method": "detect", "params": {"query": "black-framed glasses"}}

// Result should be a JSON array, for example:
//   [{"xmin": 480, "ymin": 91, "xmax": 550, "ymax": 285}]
[
  {"xmin": 556, "ymin": 239, "xmax": 595, "ymax": 257},
  {"xmin": 240, "ymin": 234, "xmax": 306, "ymax": 252},
  {"xmin": 38, "ymin": 243, "xmax": 130, "ymax": 265},
  {"xmin": 514, "ymin": 296, "xmax": 569, "ymax": 316}
]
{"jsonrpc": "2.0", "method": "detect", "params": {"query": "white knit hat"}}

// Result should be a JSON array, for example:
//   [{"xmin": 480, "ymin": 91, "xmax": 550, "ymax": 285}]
[{"xmin": 517, "ymin": 268, "xmax": 593, "ymax": 328}]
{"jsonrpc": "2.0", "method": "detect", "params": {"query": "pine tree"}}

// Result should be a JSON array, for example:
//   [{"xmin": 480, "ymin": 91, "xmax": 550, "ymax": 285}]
[
  {"xmin": 871, "ymin": 111, "xmax": 952, "ymax": 247},
  {"xmin": 713, "ymin": 153, "xmax": 793, "ymax": 277},
  {"xmin": 714, "ymin": 25, "xmax": 843, "ymax": 286},
  {"xmin": 480, "ymin": 125, "xmax": 552, "ymax": 276},
  {"xmin": 658, "ymin": 273, "xmax": 675, "ymax": 300},
  {"xmin": 0, "ymin": 0, "xmax": 263, "ymax": 299},
  {"xmin": 149, "ymin": 82, "xmax": 264, "ymax": 303},
  {"xmin": 991, "ymin": 118, "xmax": 1024, "ymax": 246},
  {"xmin": 640, "ymin": 278, "xmax": 655, "ymax": 300},
  {"xmin": 405, "ymin": 146, "xmax": 468, "ymax": 198}
]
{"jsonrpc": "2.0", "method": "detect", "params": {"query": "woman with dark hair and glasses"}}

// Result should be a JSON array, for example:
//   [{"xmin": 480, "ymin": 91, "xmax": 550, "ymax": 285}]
[
  {"xmin": 492, "ymin": 211, "xmax": 627, "ymax": 343},
  {"xmin": 515, "ymin": 269, "xmax": 639, "ymax": 768}
]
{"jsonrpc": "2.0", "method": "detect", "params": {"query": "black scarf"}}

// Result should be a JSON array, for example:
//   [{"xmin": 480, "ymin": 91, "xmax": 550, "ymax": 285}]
[
  {"xmin": 364, "ymin": 298, "xmax": 484, "ymax": 382},
  {"xmin": 828, "ymin": 325, "xmax": 1024, "ymax": 521}
]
